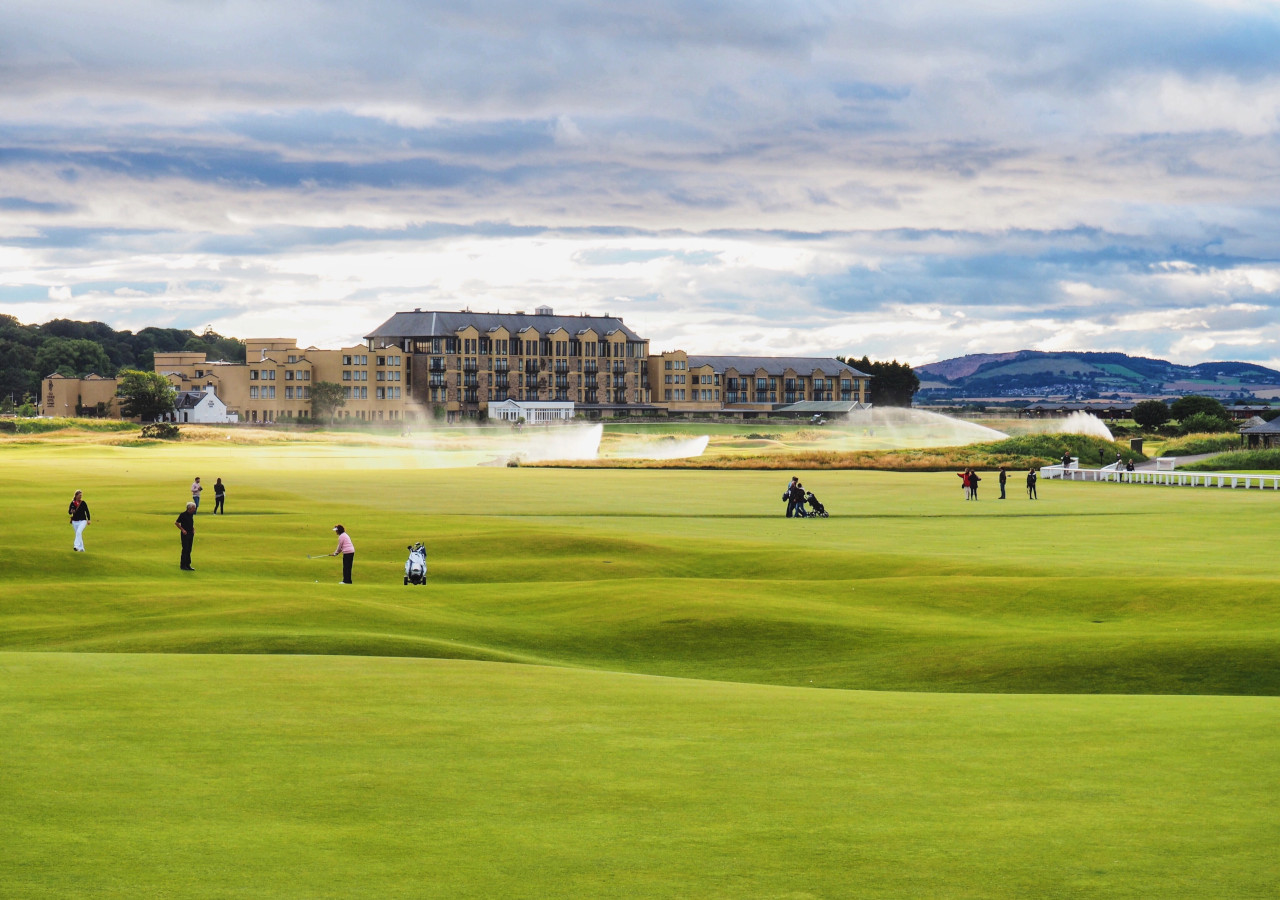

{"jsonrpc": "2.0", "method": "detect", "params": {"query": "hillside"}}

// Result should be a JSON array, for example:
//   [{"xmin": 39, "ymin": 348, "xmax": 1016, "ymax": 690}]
[{"xmin": 917, "ymin": 350, "xmax": 1280, "ymax": 400}]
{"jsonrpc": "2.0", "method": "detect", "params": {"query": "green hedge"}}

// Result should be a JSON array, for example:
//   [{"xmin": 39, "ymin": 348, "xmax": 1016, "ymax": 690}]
[{"xmin": 1156, "ymin": 433, "xmax": 1241, "ymax": 457}]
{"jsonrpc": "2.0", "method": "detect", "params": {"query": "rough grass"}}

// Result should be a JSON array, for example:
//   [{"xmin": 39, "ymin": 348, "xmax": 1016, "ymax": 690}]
[
  {"xmin": 1156, "ymin": 432, "xmax": 1242, "ymax": 457},
  {"xmin": 540, "ymin": 432, "xmax": 1142, "ymax": 471}
]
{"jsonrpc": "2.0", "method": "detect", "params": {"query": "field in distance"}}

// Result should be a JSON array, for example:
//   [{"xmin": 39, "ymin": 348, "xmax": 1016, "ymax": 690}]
[{"xmin": 2, "ymin": 440, "xmax": 1278, "ymax": 898}]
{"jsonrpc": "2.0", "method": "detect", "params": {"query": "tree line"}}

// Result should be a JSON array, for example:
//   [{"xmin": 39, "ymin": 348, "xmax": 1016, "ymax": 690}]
[
  {"xmin": 0, "ymin": 315, "xmax": 246, "ymax": 406},
  {"xmin": 838, "ymin": 356, "xmax": 921, "ymax": 407}
]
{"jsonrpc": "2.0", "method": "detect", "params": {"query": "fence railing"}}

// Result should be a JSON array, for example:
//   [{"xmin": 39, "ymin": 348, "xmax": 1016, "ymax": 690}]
[{"xmin": 1041, "ymin": 464, "xmax": 1280, "ymax": 490}]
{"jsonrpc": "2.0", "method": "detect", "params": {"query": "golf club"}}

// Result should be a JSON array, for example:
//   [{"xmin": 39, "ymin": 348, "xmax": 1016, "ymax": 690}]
[{"xmin": 306, "ymin": 553, "xmax": 330, "ymax": 559}]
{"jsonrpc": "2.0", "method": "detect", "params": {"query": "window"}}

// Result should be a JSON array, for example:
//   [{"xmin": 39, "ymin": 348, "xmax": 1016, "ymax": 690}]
[
  {"xmin": 343, "ymin": 387, "xmax": 352, "ymax": 399},
  {"xmin": 376, "ymin": 371, "xmax": 385, "ymax": 381},
  {"xmin": 249, "ymin": 386, "xmax": 259, "ymax": 399},
  {"xmin": 250, "ymin": 370, "xmax": 259, "ymax": 380},
  {"xmin": 285, "ymin": 386, "xmax": 294, "ymax": 399},
  {"xmin": 377, "ymin": 356, "xmax": 385, "ymax": 366},
  {"xmin": 266, "ymin": 386, "xmax": 276, "ymax": 399},
  {"xmin": 361, "ymin": 387, "xmax": 368, "ymax": 399},
  {"xmin": 288, "ymin": 355, "xmax": 298, "ymax": 363},
  {"xmin": 343, "ymin": 355, "xmax": 352, "ymax": 365},
  {"xmin": 266, "ymin": 370, "xmax": 275, "ymax": 380},
  {"xmin": 376, "ymin": 387, "xmax": 385, "ymax": 400},
  {"xmin": 342, "ymin": 371, "xmax": 351, "ymax": 381},
  {"xmin": 285, "ymin": 371, "xmax": 293, "ymax": 381}
]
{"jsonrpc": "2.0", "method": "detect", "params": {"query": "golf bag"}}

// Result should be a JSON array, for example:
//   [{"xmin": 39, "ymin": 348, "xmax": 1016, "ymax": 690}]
[
  {"xmin": 804, "ymin": 491, "xmax": 829, "ymax": 518},
  {"xmin": 404, "ymin": 542, "xmax": 427, "ymax": 585}
]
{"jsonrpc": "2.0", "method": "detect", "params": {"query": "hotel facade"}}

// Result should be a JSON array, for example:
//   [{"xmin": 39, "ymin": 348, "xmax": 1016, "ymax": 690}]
[{"xmin": 45, "ymin": 307, "xmax": 871, "ymax": 422}]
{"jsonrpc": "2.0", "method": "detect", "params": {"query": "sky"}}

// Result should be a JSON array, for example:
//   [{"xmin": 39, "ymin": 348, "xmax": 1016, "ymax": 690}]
[{"xmin": 2, "ymin": 1, "xmax": 1280, "ymax": 367}]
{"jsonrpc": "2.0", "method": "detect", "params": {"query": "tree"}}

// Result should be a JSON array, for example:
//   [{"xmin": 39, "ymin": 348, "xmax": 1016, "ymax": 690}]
[
  {"xmin": 310, "ymin": 381, "xmax": 346, "ymax": 423},
  {"xmin": 116, "ymin": 370, "xmax": 176, "ymax": 421},
  {"xmin": 1179, "ymin": 412, "xmax": 1233, "ymax": 435},
  {"xmin": 1170, "ymin": 395, "xmax": 1227, "ymax": 422},
  {"xmin": 842, "ymin": 356, "xmax": 920, "ymax": 406},
  {"xmin": 34, "ymin": 337, "xmax": 113, "ymax": 379},
  {"xmin": 1131, "ymin": 399, "xmax": 1171, "ymax": 429}
]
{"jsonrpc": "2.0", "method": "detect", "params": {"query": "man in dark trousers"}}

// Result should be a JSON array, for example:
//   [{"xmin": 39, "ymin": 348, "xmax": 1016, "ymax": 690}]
[
  {"xmin": 175, "ymin": 501, "xmax": 196, "ymax": 570},
  {"xmin": 1027, "ymin": 468, "xmax": 1038, "ymax": 499},
  {"xmin": 784, "ymin": 475, "xmax": 799, "ymax": 517},
  {"xmin": 998, "ymin": 466, "xmax": 1008, "ymax": 499}
]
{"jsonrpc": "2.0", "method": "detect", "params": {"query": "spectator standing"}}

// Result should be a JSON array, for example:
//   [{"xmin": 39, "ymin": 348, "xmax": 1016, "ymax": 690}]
[
  {"xmin": 191, "ymin": 477, "xmax": 203, "ymax": 512},
  {"xmin": 998, "ymin": 467, "xmax": 1008, "ymax": 500},
  {"xmin": 175, "ymin": 502, "xmax": 196, "ymax": 570},
  {"xmin": 213, "ymin": 478, "xmax": 225, "ymax": 514},
  {"xmin": 68, "ymin": 489, "xmax": 91, "ymax": 552},
  {"xmin": 1027, "ymin": 468, "xmax": 1038, "ymax": 499},
  {"xmin": 969, "ymin": 468, "xmax": 981, "ymax": 500},
  {"xmin": 784, "ymin": 476, "xmax": 799, "ymax": 517}
]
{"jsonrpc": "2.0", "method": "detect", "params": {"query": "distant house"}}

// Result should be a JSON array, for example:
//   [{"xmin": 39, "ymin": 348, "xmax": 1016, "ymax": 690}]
[
  {"xmin": 1239, "ymin": 416, "xmax": 1280, "ymax": 449},
  {"xmin": 174, "ymin": 385, "xmax": 238, "ymax": 424}
]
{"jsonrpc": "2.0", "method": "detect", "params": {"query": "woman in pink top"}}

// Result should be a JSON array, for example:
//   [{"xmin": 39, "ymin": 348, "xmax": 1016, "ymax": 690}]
[{"xmin": 330, "ymin": 524, "xmax": 355, "ymax": 584}]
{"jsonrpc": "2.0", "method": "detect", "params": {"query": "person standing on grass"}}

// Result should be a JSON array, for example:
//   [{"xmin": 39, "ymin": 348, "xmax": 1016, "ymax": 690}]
[
  {"xmin": 784, "ymin": 475, "xmax": 799, "ymax": 517},
  {"xmin": 191, "ymin": 476, "xmax": 203, "ymax": 512},
  {"xmin": 213, "ymin": 478, "xmax": 225, "ymax": 514},
  {"xmin": 969, "ymin": 468, "xmax": 981, "ymax": 500},
  {"xmin": 998, "ymin": 466, "xmax": 1008, "ymax": 499},
  {"xmin": 331, "ymin": 524, "xmax": 355, "ymax": 584},
  {"xmin": 68, "ymin": 489, "xmax": 91, "ymax": 552},
  {"xmin": 1027, "ymin": 468, "xmax": 1038, "ymax": 499},
  {"xmin": 958, "ymin": 469, "xmax": 970, "ymax": 499},
  {"xmin": 175, "ymin": 501, "xmax": 196, "ymax": 570}
]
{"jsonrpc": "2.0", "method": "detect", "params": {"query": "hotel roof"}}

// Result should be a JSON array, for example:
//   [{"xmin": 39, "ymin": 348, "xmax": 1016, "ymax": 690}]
[
  {"xmin": 366, "ymin": 309, "xmax": 645, "ymax": 342},
  {"xmin": 687, "ymin": 355, "xmax": 870, "ymax": 378}
]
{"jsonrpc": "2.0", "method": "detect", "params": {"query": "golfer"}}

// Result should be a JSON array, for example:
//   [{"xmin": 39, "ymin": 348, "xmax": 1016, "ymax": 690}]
[
  {"xmin": 176, "ymin": 501, "xmax": 196, "ymax": 570},
  {"xmin": 1027, "ymin": 468, "xmax": 1038, "ymax": 500},
  {"xmin": 191, "ymin": 477, "xmax": 203, "ymax": 512},
  {"xmin": 331, "ymin": 525, "xmax": 355, "ymax": 584},
  {"xmin": 213, "ymin": 478, "xmax": 225, "ymax": 514},
  {"xmin": 68, "ymin": 489, "xmax": 91, "ymax": 552}
]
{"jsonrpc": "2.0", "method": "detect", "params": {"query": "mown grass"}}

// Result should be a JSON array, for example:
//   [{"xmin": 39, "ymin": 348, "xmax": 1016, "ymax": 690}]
[{"xmin": 3, "ymin": 439, "xmax": 1278, "ymax": 898}]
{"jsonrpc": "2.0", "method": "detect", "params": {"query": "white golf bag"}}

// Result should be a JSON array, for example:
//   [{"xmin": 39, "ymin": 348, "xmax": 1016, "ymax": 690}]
[{"xmin": 404, "ymin": 542, "xmax": 427, "ymax": 585}]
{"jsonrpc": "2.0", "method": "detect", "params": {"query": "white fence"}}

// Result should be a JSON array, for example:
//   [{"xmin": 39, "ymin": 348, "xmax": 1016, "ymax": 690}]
[{"xmin": 1041, "ymin": 464, "xmax": 1280, "ymax": 490}]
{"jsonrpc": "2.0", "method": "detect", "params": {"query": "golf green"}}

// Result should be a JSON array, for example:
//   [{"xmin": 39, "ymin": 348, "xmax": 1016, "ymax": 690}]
[{"xmin": 2, "ymin": 439, "xmax": 1277, "ymax": 897}]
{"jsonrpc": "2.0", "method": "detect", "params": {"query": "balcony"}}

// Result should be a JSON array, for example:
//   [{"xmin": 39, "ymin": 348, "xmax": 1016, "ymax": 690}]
[
  {"xmin": 554, "ymin": 361, "xmax": 569, "ymax": 374},
  {"xmin": 524, "ymin": 375, "xmax": 539, "ymax": 389},
  {"xmin": 583, "ymin": 363, "xmax": 598, "ymax": 376},
  {"xmin": 524, "ymin": 361, "xmax": 539, "ymax": 374},
  {"xmin": 612, "ymin": 390, "xmax": 627, "ymax": 404},
  {"xmin": 429, "ymin": 360, "xmax": 446, "ymax": 373},
  {"xmin": 464, "ymin": 375, "xmax": 478, "ymax": 388},
  {"xmin": 494, "ymin": 361, "xmax": 509, "ymax": 374},
  {"xmin": 463, "ymin": 360, "xmax": 478, "ymax": 373},
  {"xmin": 612, "ymin": 361, "xmax": 627, "ymax": 374},
  {"xmin": 612, "ymin": 376, "xmax": 627, "ymax": 388},
  {"xmin": 463, "ymin": 389, "xmax": 478, "ymax": 403},
  {"xmin": 494, "ymin": 376, "xmax": 509, "ymax": 389},
  {"xmin": 428, "ymin": 375, "xmax": 446, "ymax": 388},
  {"xmin": 584, "ymin": 391, "xmax": 598, "ymax": 404}
]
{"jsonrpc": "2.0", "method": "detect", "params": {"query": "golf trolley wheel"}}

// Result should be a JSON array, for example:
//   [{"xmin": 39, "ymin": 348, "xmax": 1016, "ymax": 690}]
[{"xmin": 403, "ymin": 576, "xmax": 409, "ymax": 585}]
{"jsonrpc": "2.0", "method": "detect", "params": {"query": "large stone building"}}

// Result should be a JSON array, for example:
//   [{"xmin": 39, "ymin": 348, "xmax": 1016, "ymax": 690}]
[
  {"xmin": 155, "ymin": 338, "xmax": 411, "ymax": 423},
  {"xmin": 42, "ymin": 307, "xmax": 872, "ymax": 422},
  {"xmin": 366, "ymin": 307, "xmax": 871, "ymax": 420}
]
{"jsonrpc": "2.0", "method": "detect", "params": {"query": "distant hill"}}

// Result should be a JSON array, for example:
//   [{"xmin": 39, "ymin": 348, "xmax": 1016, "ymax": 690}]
[{"xmin": 916, "ymin": 350, "xmax": 1280, "ymax": 401}]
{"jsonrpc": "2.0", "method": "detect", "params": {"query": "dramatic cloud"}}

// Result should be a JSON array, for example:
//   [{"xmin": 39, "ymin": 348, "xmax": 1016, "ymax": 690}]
[{"xmin": 2, "ymin": 0, "xmax": 1280, "ymax": 365}]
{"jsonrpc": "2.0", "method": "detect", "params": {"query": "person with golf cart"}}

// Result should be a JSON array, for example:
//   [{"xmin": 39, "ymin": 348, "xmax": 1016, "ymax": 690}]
[{"xmin": 331, "ymin": 524, "xmax": 355, "ymax": 584}]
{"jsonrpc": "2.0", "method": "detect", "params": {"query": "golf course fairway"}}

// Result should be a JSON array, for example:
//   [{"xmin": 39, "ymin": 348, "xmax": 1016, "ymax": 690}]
[{"xmin": 2, "ymin": 438, "xmax": 1278, "ymax": 898}]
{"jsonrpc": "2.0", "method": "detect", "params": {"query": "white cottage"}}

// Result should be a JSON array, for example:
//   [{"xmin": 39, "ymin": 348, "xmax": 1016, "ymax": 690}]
[{"xmin": 175, "ymin": 385, "xmax": 238, "ymax": 424}]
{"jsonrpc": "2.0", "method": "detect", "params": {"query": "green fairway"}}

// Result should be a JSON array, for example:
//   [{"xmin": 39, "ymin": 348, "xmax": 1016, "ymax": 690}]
[{"xmin": 3, "ymin": 438, "xmax": 1278, "ymax": 897}]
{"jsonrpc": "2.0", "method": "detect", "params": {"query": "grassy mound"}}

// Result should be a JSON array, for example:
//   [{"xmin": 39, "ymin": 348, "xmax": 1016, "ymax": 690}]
[
  {"xmin": 1181, "ymin": 449, "xmax": 1280, "ymax": 471},
  {"xmin": 1156, "ymin": 433, "xmax": 1241, "ymax": 457}
]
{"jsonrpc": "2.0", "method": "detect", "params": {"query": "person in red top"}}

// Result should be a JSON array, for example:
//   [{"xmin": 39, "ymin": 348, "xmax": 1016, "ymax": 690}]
[{"xmin": 331, "ymin": 524, "xmax": 355, "ymax": 584}]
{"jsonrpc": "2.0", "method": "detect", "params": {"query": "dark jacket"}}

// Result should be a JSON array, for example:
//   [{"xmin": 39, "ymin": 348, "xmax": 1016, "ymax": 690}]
[
  {"xmin": 69, "ymin": 500, "xmax": 91, "ymax": 522},
  {"xmin": 176, "ymin": 510, "xmax": 195, "ymax": 535}
]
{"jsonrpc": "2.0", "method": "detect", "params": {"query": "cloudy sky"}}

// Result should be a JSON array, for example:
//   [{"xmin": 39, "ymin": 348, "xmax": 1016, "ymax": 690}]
[{"xmin": 3, "ymin": 1, "xmax": 1280, "ymax": 366}]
